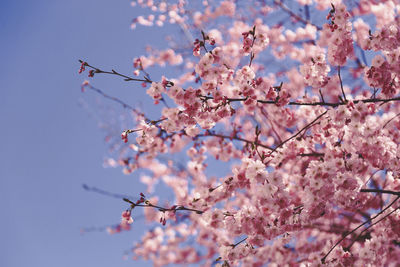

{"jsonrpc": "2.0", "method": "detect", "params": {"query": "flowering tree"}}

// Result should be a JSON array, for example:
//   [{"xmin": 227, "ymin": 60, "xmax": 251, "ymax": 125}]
[{"xmin": 79, "ymin": 0, "xmax": 400, "ymax": 266}]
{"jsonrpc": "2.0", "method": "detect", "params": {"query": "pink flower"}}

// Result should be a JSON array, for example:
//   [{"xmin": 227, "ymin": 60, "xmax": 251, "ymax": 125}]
[
  {"xmin": 146, "ymin": 82, "xmax": 165, "ymax": 100},
  {"xmin": 121, "ymin": 210, "xmax": 133, "ymax": 224},
  {"xmin": 121, "ymin": 131, "xmax": 128, "ymax": 143}
]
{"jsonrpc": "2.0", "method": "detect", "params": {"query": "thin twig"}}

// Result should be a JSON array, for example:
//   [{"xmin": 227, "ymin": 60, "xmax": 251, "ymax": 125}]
[
  {"xmin": 269, "ymin": 111, "xmax": 327, "ymax": 155},
  {"xmin": 79, "ymin": 60, "xmax": 152, "ymax": 83},
  {"xmin": 82, "ymin": 184, "xmax": 136, "ymax": 200},
  {"xmin": 382, "ymin": 112, "xmax": 400, "ymax": 129},
  {"xmin": 232, "ymin": 237, "xmax": 248, "ymax": 248},
  {"xmin": 299, "ymin": 152, "xmax": 324, "ymax": 157},
  {"xmin": 319, "ymin": 89, "xmax": 325, "ymax": 103},
  {"xmin": 196, "ymin": 131, "xmax": 273, "ymax": 150},
  {"xmin": 346, "ymin": 205, "xmax": 400, "ymax": 250},
  {"xmin": 201, "ymin": 95, "xmax": 400, "ymax": 107},
  {"xmin": 338, "ymin": 66, "xmax": 347, "ymax": 102},
  {"xmin": 360, "ymin": 189, "xmax": 400, "ymax": 196},
  {"xmin": 321, "ymin": 196, "xmax": 400, "ymax": 263},
  {"xmin": 123, "ymin": 198, "xmax": 204, "ymax": 214}
]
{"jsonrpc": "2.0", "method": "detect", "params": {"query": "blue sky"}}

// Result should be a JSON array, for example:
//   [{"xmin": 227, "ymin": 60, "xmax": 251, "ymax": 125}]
[{"xmin": 0, "ymin": 1, "xmax": 168, "ymax": 266}]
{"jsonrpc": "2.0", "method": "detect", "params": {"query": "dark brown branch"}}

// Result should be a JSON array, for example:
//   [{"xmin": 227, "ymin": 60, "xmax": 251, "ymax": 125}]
[
  {"xmin": 299, "ymin": 152, "xmax": 324, "ymax": 157},
  {"xmin": 269, "ymin": 110, "xmax": 327, "ymax": 155},
  {"xmin": 79, "ymin": 60, "xmax": 153, "ymax": 83},
  {"xmin": 201, "ymin": 95, "xmax": 400, "ymax": 107},
  {"xmin": 360, "ymin": 189, "xmax": 400, "ymax": 196},
  {"xmin": 215, "ymin": 236, "xmax": 249, "ymax": 265},
  {"xmin": 200, "ymin": 31, "xmax": 209, "ymax": 53},
  {"xmin": 123, "ymin": 198, "xmax": 204, "ymax": 214},
  {"xmin": 82, "ymin": 59, "xmax": 400, "ymax": 108},
  {"xmin": 345, "ymin": 204, "xmax": 400, "ymax": 250},
  {"xmin": 382, "ymin": 112, "xmax": 400, "ymax": 129},
  {"xmin": 232, "ymin": 237, "xmax": 248, "ymax": 248},
  {"xmin": 196, "ymin": 131, "xmax": 273, "ymax": 150},
  {"xmin": 319, "ymin": 89, "xmax": 326, "ymax": 103},
  {"xmin": 338, "ymin": 67, "xmax": 347, "ymax": 102},
  {"xmin": 321, "ymin": 196, "xmax": 400, "ymax": 263}
]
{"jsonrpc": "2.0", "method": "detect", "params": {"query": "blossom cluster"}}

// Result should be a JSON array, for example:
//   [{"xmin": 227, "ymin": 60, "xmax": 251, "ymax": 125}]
[
  {"xmin": 323, "ymin": 3, "xmax": 354, "ymax": 66},
  {"xmin": 300, "ymin": 53, "xmax": 330, "ymax": 88},
  {"xmin": 81, "ymin": 0, "xmax": 400, "ymax": 266}
]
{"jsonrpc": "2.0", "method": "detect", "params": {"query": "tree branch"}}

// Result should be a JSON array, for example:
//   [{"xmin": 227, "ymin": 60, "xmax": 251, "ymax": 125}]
[
  {"xmin": 201, "ymin": 95, "xmax": 400, "ymax": 107},
  {"xmin": 82, "ymin": 184, "xmax": 136, "ymax": 200},
  {"xmin": 268, "ymin": 110, "xmax": 327, "ymax": 156},
  {"xmin": 338, "ymin": 66, "xmax": 347, "ymax": 102},
  {"xmin": 321, "ymin": 196, "xmax": 400, "ymax": 263},
  {"xmin": 360, "ymin": 189, "xmax": 400, "ymax": 196},
  {"xmin": 345, "ymin": 204, "xmax": 400, "ymax": 250},
  {"xmin": 123, "ymin": 198, "xmax": 204, "ymax": 214},
  {"xmin": 196, "ymin": 130, "xmax": 273, "ymax": 150},
  {"xmin": 79, "ymin": 60, "xmax": 153, "ymax": 83}
]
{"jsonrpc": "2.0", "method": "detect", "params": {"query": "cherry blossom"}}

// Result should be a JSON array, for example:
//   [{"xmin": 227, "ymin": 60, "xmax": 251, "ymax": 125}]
[{"xmin": 80, "ymin": 0, "xmax": 400, "ymax": 266}]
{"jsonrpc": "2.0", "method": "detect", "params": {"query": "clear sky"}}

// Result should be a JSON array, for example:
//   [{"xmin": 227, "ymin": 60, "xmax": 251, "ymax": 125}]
[{"xmin": 0, "ymin": 1, "xmax": 167, "ymax": 266}]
